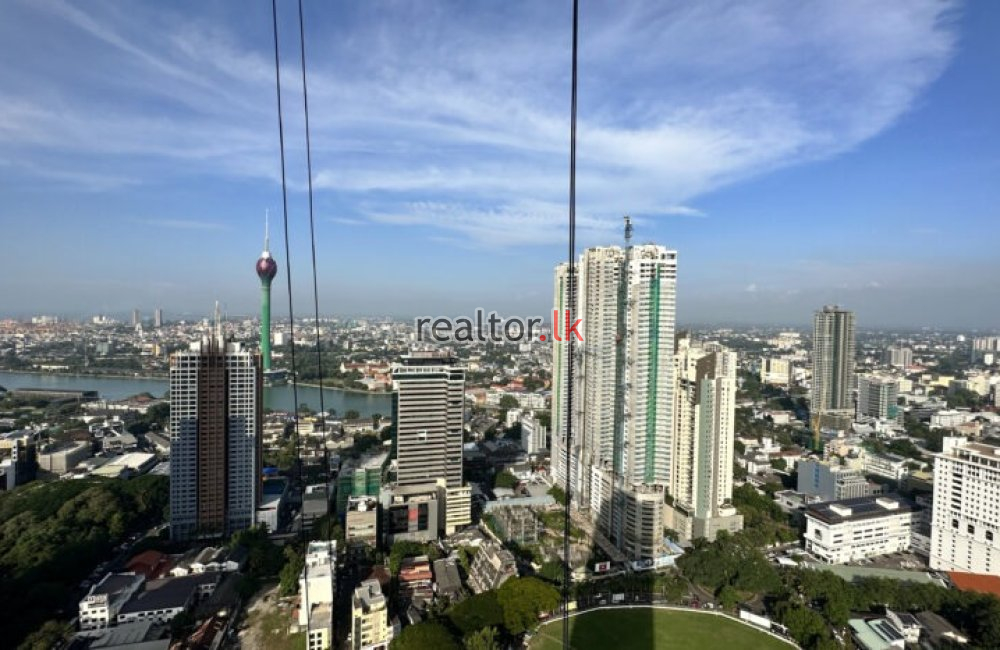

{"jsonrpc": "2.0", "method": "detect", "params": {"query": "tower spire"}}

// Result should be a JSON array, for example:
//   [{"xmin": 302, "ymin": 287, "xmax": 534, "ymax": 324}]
[{"xmin": 264, "ymin": 209, "xmax": 270, "ymax": 254}]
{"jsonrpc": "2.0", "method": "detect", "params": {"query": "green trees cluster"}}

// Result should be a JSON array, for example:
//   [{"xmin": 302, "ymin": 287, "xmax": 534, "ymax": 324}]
[
  {"xmin": 731, "ymin": 484, "xmax": 799, "ymax": 546},
  {"xmin": 493, "ymin": 470, "xmax": 519, "ymax": 490},
  {"xmin": 389, "ymin": 540, "xmax": 441, "ymax": 575},
  {"xmin": 392, "ymin": 577, "xmax": 559, "ymax": 650},
  {"xmin": 676, "ymin": 531, "xmax": 781, "ymax": 597},
  {"xmin": 0, "ymin": 475, "xmax": 169, "ymax": 648}
]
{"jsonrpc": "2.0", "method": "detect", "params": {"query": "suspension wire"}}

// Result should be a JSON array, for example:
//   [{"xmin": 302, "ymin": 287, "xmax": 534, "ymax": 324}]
[
  {"xmin": 270, "ymin": 0, "xmax": 309, "ymax": 639},
  {"xmin": 562, "ymin": 0, "xmax": 579, "ymax": 647},
  {"xmin": 296, "ymin": 0, "xmax": 335, "ymax": 644}
]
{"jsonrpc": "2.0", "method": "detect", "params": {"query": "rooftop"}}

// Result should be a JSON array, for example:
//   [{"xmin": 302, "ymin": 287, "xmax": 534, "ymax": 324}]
[
  {"xmin": 91, "ymin": 573, "xmax": 144, "ymax": 598},
  {"xmin": 806, "ymin": 494, "xmax": 917, "ymax": 525},
  {"xmin": 118, "ymin": 574, "xmax": 219, "ymax": 615},
  {"xmin": 949, "ymin": 571, "xmax": 1000, "ymax": 598}
]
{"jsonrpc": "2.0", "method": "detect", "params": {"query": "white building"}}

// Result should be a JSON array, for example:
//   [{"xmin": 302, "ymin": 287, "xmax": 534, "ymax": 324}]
[
  {"xmin": 300, "ymin": 541, "xmax": 337, "ymax": 649},
  {"xmin": 169, "ymin": 331, "xmax": 261, "ymax": 541},
  {"xmin": 668, "ymin": 336, "xmax": 743, "ymax": 542},
  {"xmin": 759, "ymin": 357, "xmax": 792, "ymax": 387},
  {"xmin": 863, "ymin": 452, "xmax": 910, "ymax": 481},
  {"xmin": 884, "ymin": 346, "xmax": 913, "ymax": 369},
  {"xmin": 930, "ymin": 440, "xmax": 1000, "ymax": 575},
  {"xmin": 805, "ymin": 495, "xmax": 921, "ymax": 564},
  {"xmin": 551, "ymin": 240, "xmax": 678, "ymax": 559},
  {"xmin": 930, "ymin": 409, "xmax": 976, "ymax": 429},
  {"xmin": 520, "ymin": 412, "xmax": 548, "ymax": 455},
  {"xmin": 79, "ymin": 573, "xmax": 145, "ymax": 631}
]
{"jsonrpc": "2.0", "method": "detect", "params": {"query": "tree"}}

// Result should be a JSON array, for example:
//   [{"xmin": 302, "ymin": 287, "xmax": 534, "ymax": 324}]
[
  {"xmin": 493, "ymin": 470, "xmax": 519, "ymax": 490},
  {"xmin": 538, "ymin": 560, "xmax": 565, "ymax": 585},
  {"xmin": 463, "ymin": 626, "xmax": 500, "ymax": 650},
  {"xmin": 717, "ymin": 584, "xmax": 740, "ymax": 610},
  {"xmin": 548, "ymin": 484, "xmax": 567, "ymax": 506},
  {"xmin": 447, "ymin": 591, "xmax": 503, "ymax": 636},
  {"xmin": 279, "ymin": 546, "xmax": 304, "ymax": 595},
  {"xmin": 17, "ymin": 620, "xmax": 71, "ymax": 650},
  {"xmin": 496, "ymin": 577, "xmax": 560, "ymax": 635},
  {"xmin": 391, "ymin": 622, "xmax": 460, "ymax": 650},
  {"xmin": 344, "ymin": 409, "xmax": 361, "ymax": 420},
  {"xmin": 498, "ymin": 395, "xmax": 519, "ymax": 411}
]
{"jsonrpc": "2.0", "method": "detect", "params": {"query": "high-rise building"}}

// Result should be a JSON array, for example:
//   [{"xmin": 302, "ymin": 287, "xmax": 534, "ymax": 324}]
[
  {"xmin": 971, "ymin": 336, "xmax": 1000, "ymax": 363},
  {"xmin": 551, "ymin": 238, "xmax": 677, "ymax": 559},
  {"xmin": 883, "ymin": 345, "xmax": 912, "ymax": 369},
  {"xmin": 256, "ymin": 215, "xmax": 278, "ymax": 372},
  {"xmin": 667, "ymin": 336, "xmax": 743, "ymax": 542},
  {"xmin": 811, "ymin": 305, "xmax": 856, "ymax": 413},
  {"xmin": 390, "ymin": 349, "xmax": 470, "ymax": 536},
  {"xmin": 169, "ymin": 327, "xmax": 262, "ymax": 541},
  {"xmin": 153, "ymin": 308, "xmax": 163, "ymax": 328},
  {"xmin": 131, "ymin": 308, "xmax": 141, "ymax": 327},
  {"xmin": 856, "ymin": 375, "xmax": 900, "ymax": 421},
  {"xmin": 930, "ymin": 439, "xmax": 1000, "ymax": 575}
]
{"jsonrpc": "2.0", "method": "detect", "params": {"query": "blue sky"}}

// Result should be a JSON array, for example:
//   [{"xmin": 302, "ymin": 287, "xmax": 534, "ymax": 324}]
[{"xmin": 1, "ymin": 0, "xmax": 997, "ymax": 327}]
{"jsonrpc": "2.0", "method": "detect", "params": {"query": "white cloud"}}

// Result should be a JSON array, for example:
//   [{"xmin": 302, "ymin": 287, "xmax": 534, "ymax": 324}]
[{"xmin": 0, "ymin": 0, "xmax": 961, "ymax": 245}]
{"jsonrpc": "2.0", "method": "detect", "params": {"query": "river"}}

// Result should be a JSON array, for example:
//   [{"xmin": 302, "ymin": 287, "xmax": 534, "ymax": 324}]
[{"xmin": 0, "ymin": 371, "xmax": 392, "ymax": 417}]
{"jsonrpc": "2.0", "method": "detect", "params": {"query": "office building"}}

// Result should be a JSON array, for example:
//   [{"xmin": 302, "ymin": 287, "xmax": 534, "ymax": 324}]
[
  {"xmin": 390, "ymin": 349, "xmax": 470, "ymax": 535},
  {"xmin": 667, "ymin": 337, "xmax": 743, "ymax": 542},
  {"xmin": 345, "ymin": 495, "xmax": 379, "ymax": 546},
  {"xmin": 169, "ymin": 326, "xmax": 262, "ymax": 541},
  {"xmin": 551, "ymin": 239, "xmax": 678, "ymax": 559},
  {"xmin": 381, "ymin": 484, "xmax": 440, "ymax": 544},
  {"xmin": 798, "ymin": 459, "xmax": 875, "ymax": 502},
  {"xmin": 930, "ymin": 440, "xmax": 1000, "ymax": 575},
  {"xmin": 132, "ymin": 308, "xmax": 141, "ymax": 327},
  {"xmin": 812, "ymin": 305, "xmax": 856, "ymax": 413},
  {"xmin": 805, "ymin": 495, "xmax": 920, "ymax": 564},
  {"xmin": 352, "ymin": 579, "xmax": 392, "ymax": 650},
  {"xmin": 154, "ymin": 308, "xmax": 163, "ymax": 328},
  {"xmin": 856, "ymin": 375, "xmax": 900, "ymax": 421},
  {"xmin": 883, "ymin": 345, "xmax": 912, "ymax": 369}
]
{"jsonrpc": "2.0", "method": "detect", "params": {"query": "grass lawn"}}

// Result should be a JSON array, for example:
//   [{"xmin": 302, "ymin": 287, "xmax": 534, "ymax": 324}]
[{"xmin": 529, "ymin": 608, "xmax": 791, "ymax": 650}]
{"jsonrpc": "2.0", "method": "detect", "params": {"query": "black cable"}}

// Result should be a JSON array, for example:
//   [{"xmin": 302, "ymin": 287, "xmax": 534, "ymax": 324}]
[
  {"xmin": 563, "ymin": 0, "xmax": 579, "ymax": 647},
  {"xmin": 296, "ymin": 0, "xmax": 328, "ymax": 507}
]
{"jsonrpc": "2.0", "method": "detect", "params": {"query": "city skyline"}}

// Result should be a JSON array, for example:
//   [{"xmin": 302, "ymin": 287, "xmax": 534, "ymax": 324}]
[{"xmin": 3, "ymin": 1, "xmax": 1000, "ymax": 327}]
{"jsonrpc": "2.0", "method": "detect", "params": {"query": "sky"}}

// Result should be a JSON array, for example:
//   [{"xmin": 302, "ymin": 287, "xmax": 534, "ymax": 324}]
[{"xmin": 1, "ymin": 0, "xmax": 998, "ymax": 328}]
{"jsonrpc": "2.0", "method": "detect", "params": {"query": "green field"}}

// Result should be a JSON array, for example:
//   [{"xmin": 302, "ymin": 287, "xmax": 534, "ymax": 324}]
[{"xmin": 529, "ymin": 608, "xmax": 792, "ymax": 650}]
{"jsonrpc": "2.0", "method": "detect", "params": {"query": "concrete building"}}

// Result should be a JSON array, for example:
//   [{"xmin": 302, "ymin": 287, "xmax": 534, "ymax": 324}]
[
  {"xmin": 863, "ymin": 452, "xmax": 910, "ymax": 481},
  {"xmin": 971, "ymin": 336, "xmax": 1000, "ymax": 363},
  {"xmin": 668, "ymin": 337, "xmax": 743, "ymax": 542},
  {"xmin": 798, "ymin": 459, "xmax": 874, "ymax": 502},
  {"xmin": 467, "ymin": 541, "xmax": 518, "ymax": 594},
  {"xmin": 812, "ymin": 305, "xmax": 856, "ymax": 413},
  {"xmin": 346, "ymin": 495, "xmax": 379, "ymax": 546},
  {"xmin": 169, "ymin": 329, "xmax": 262, "ymax": 542},
  {"xmin": 883, "ymin": 345, "xmax": 913, "ymax": 369},
  {"xmin": 551, "ymin": 239, "xmax": 678, "ymax": 559},
  {"xmin": 116, "ymin": 573, "xmax": 219, "ymax": 626},
  {"xmin": 856, "ymin": 375, "xmax": 900, "ymax": 421},
  {"xmin": 491, "ymin": 506, "xmax": 542, "ymax": 544},
  {"xmin": 154, "ymin": 308, "xmax": 163, "ymax": 328},
  {"xmin": 930, "ymin": 440, "xmax": 1000, "ymax": 575},
  {"xmin": 804, "ymin": 495, "xmax": 920, "ymax": 564},
  {"xmin": 352, "ymin": 579, "xmax": 392, "ymax": 650},
  {"xmin": 0, "ymin": 429, "xmax": 37, "ymax": 489},
  {"xmin": 391, "ymin": 350, "xmax": 470, "ymax": 534},
  {"xmin": 520, "ymin": 411, "xmax": 548, "ymax": 455},
  {"xmin": 382, "ymin": 484, "xmax": 440, "ymax": 544},
  {"xmin": 79, "ymin": 573, "xmax": 145, "ymax": 631},
  {"xmin": 299, "ymin": 541, "xmax": 336, "ymax": 649},
  {"xmin": 302, "ymin": 483, "xmax": 331, "ymax": 533},
  {"xmin": 759, "ymin": 357, "xmax": 792, "ymax": 386},
  {"xmin": 336, "ymin": 452, "xmax": 387, "ymax": 516}
]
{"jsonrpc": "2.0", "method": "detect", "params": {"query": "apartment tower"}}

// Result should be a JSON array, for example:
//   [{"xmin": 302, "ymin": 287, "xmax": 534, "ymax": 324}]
[
  {"xmin": 812, "ymin": 305, "xmax": 856, "ymax": 413},
  {"xmin": 169, "ymin": 326, "xmax": 262, "ymax": 541}
]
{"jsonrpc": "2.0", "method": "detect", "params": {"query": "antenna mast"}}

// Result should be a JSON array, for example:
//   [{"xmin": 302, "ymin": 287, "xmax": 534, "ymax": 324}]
[{"xmin": 624, "ymin": 214, "xmax": 633, "ymax": 247}]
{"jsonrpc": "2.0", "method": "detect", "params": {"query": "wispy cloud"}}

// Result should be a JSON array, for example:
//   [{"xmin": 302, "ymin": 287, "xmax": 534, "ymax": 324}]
[
  {"xmin": 135, "ymin": 218, "xmax": 228, "ymax": 231},
  {"xmin": 0, "ymin": 0, "xmax": 961, "ymax": 245}
]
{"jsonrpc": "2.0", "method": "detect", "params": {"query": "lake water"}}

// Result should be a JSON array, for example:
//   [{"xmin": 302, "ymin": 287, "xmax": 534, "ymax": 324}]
[{"xmin": 0, "ymin": 371, "xmax": 392, "ymax": 417}]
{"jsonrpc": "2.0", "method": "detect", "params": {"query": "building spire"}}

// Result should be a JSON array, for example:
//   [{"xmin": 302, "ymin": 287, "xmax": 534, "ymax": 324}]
[
  {"xmin": 214, "ymin": 300, "xmax": 222, "ymax": 345},
  {"xmin": 264, "ymin": 209, "xmax": 270, "ymax": 254}
]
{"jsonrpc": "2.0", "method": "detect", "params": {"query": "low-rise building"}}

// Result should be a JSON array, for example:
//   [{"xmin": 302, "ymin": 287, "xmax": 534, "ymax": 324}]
[
  {"xmin": 491, "ymin": 506, "xmax": 542, "ymax": 545},
  {"xmin": 432, "ymin": 557, "xmax": 463, "ymax": 602},
  {"xmin": 79, "ymin": 573, "xmax": 145, "ymax": 631},
  {"xmin": 467, "ymin": 541, "xmax": 517, "ymax": 594},
  {"xmin": 805, "ymin": 495, "xmax": 921, "ymax": 564},
  {"xmin": 346, "ymin": 495, "xmax": 379, "ymax": 546},
  {"xmin": 798, "ymin": 459, "xmax": 875, "ymax": 502},
  {"xmin": 863, "ymin": 452, "xmax": 910, "ymax": 481},
  {"xmin": 116, "ymin": 573, "xmax": 220, "ymax": 626},
  {"xmin": 299, "ymin": 541, "xmax": 337, "ymax": 648}
]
